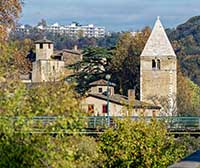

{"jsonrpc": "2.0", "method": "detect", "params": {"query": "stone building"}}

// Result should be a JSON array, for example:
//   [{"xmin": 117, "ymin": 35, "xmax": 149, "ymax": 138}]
[
  {"xmin": 54, "ymin": 46, "xmax": 82, "ymax": 66},
  {"xmin": 32, "ymin": 38, "xmax": 65, "ymax": 82},
  {"xmin": 140, "ymin": 17, "xmax": 177, "ymax": 115},
  {"xmin": 82, "ymin": 79, "xmax": 161, "ymax": 116}
]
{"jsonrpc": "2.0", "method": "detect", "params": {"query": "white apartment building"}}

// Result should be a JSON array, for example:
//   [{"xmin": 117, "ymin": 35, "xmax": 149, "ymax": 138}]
[
  {"xmin": 15, "ymin": 25, "xmax": 30, "ymax": 34},
  {"xmin": 16, "ymin": 22, "xmax": 105, "ymax": 38}
]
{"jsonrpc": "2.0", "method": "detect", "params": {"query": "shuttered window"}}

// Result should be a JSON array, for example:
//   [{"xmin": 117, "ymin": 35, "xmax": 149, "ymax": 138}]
[
  {"xmin": 102, "ymin": 104, "xmax": 107, "ymax": 113},
  {"xmin": 88, "ymin": 104, "xmax": 94, "ymax": 113}
]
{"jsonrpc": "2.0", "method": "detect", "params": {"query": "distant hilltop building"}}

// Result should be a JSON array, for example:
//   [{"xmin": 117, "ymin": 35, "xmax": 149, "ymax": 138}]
[
  {"xmin": 15, "ymin": 22, "xmax": 106, "ymax": 38},
  {"xmin": 140, "ymin": 17, "xmax": 177, "ymax": 115}
]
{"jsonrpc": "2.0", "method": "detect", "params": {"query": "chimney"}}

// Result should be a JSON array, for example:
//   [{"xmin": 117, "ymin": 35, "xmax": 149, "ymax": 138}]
[{"xmin": 128, "ymin": 89, "xmax": 135, "ymax": 104}]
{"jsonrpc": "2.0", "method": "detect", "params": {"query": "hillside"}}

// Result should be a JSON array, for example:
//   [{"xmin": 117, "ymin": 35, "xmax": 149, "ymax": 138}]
[{"xmin": 167, "ymin": 16, "xmax": 200, "ymax": 86}]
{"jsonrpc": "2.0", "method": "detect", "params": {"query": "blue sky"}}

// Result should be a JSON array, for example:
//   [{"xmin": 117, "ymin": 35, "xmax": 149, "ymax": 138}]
[{"xmin": 19, "ymin": 0, "xmax": 200, "ymax": 31}]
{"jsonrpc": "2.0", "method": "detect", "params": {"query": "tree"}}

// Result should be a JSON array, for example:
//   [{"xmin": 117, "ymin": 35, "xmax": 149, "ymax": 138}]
[
  {"xmin": 177, "ymin": 65, "xmax": 200, "ymax": 116},
  {"xmin": 67, "ymin": 46, "xmax": 113, "ymax": 94},
  {"xmin": 100, "ymin": 118, "xmax": 186, "ymax": 168},
  {"xmin": 37, "ymin": 19, "xmax": 47, "ymax": 27},
  {"xmin": 0, "ymin": 0, "xmax": 23, "ymax": 79},
  {"xmin": 0, "ymin": 39, "xmax": 34, "ymax": 81},
  {"xmin": 13, "ymin": 39, "xmax": 34, "ymax": 75},
  {"xmin": 0, "ymin": 80, "xmax": 104, "ymax": 167},
  {"xmin": 0, "ymin": 0, "xmax": 22, "ymax": 41},
  {"xmin": 111, "ymin": 27, "xmax": 151, "ymax": 97}
]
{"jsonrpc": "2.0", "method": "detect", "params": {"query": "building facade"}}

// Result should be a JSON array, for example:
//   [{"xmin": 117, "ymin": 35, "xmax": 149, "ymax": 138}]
[
  {"xmin": 82, "ymin": 79, "xmax": 161, "ymax": 116},
  {"xmin": 16, "ymin": 22, "xmax": 105, "ymax": 38},
  {"xmin": 140, "ymin": 17, "xmax": 177, "ymax": 115},
  {"xmin": 32, "ymin": 38, "xmax": 65, "ymax": 82}
]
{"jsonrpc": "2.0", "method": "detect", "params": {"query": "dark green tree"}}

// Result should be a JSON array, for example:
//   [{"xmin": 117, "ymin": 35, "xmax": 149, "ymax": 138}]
[{"xmin": 67, "ymin": 46, "xmax": 113, "ymax": 94}]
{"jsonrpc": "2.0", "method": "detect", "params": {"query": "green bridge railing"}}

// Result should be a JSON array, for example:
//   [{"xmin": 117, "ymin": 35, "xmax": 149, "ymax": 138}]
[
  {"xmin": 1, "ymin": 116, "xmax": 200, "ymax": 133},
  {"xmin": 85, "ymin": 116, "xmax": 200, "ymax": 130}
]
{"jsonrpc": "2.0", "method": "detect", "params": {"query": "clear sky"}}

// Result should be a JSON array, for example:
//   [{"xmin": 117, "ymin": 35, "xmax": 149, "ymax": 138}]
[{"xmin": 19, "ymin": 0, "xmax": 200, "ymax": 31}]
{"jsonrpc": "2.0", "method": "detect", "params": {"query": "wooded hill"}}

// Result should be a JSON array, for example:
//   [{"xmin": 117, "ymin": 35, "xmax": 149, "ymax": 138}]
[{"xmin": 167, "ymin": 16, "xmax": 200, "ymax": 86}]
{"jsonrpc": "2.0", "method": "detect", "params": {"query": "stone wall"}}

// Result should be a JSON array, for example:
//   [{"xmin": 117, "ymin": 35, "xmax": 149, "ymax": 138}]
[
  {"xmin": 35, "ymin": 43, "xmax": 53, "ymax": 60},
  {"xmin": 140, "ymin": 56, "xmax": 177, "ymax": 114},
  {"xmin": 32, "ymin": 60, "xmax": 65, "ymax": 82}
]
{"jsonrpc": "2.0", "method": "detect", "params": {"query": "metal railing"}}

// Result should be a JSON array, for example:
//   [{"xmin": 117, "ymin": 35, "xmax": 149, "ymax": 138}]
[
  {"xmin": 1, "ymin": 116, "xmax": 200, "ymax": 133},
  {"xmin": 84, "ymin": 116, "xmax": 200, "ymax": 130}
]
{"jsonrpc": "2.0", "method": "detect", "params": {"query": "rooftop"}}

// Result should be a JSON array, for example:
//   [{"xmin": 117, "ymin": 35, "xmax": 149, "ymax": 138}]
[
  {"xmin": 89, "ymin": 79, "xmax": 116, "ymax": 87},
  {"xmin": 141, "ymin": 17, "xmax": 176, "ymax": 57},
  {"xmin": 35, "ymin": 37, "xmax": 53, "ymax": 44},
  {"xmin": 88, "ymin": 93, "xmax": 161, "ymax": 109}
]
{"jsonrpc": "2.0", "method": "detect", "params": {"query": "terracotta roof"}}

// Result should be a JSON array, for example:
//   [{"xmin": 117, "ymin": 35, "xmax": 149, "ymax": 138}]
[
  {"xmin": 62, "ymin": 49, "xmax": 82, "ymax": 55},
  {"xmin": 88, "ymin": 93, "xmax": 161, "ymax": 109},
  {"xmin": 89, "ymin": 79, "xmax": 116, "ymax": 87}
]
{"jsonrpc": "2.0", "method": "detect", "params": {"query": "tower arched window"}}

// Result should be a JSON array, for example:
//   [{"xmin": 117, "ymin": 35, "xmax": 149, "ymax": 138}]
[
  {"xmin": 152, "ymin": 59, "xmax": 156, "ymax": 69},
  {"xmin": 157, "ymin": 59, "xmax": 161, "ymax": 70}
]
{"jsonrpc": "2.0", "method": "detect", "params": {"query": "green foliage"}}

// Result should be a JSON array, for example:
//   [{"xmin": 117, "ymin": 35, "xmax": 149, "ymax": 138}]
[
  {"xmin": 11, "ymin": 29, "xmax": 120, "ymax": 50},
  {"xmin": 188, "ymin": 80, "xmax": 200, "ymax": 110},
  {"xmin": 110, "ymin": 27, "xmax": 151, "ymax": 96},
  {"xmin": 177, "ymin": 69, "xmax": 200, "ymax": 116},
  {"xmin": 0, "ymin": 80, "xmax": 101, "ymax": 167},
  {"xmin": 100, "ymin": 118, "xmax": 186, "ymax": 168},
  {"xmin": 167, "ymin": 16, "xmax": 200, "ymax": 86},
  {"xmin": 67, "ymin": 46, "xmax": 113, "ymax": 94}
]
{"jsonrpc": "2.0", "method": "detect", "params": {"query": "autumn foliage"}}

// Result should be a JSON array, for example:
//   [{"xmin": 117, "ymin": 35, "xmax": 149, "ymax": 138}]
[{"xmin": 0, "ymin": 0, "xmax": 22, "ymax": 41}]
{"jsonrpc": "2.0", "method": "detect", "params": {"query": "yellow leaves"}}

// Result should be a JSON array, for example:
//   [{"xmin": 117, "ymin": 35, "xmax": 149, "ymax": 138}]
[{"xmin": 100, "ymin": 118, "xmax": 186, "ymax": 167}]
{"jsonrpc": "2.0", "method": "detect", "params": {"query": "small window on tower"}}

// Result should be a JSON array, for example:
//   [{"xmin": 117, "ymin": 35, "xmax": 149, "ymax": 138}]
[
  {"xmin": 98, "ymin": 87, "xmax": 103, "ymax": 93},
  {"xmin": 39, "ymin": 43, "xmax": 43, "ymax": 49},
  {"xmin": 157, "ymin": 60, "xmax": 161, "ymax": 70},
  {"xmin": 152, "ymin": 59, "xmax": 156, "ymax": 69},
  {"xmin": 48, "ymin": 43, "xmax": 51, "ymax": 49}
]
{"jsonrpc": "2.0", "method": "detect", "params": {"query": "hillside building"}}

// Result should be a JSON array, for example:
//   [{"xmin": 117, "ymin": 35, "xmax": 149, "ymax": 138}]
[{"xmin": 16, "ymin": 22, "xmax": 105, "ymax": 38}]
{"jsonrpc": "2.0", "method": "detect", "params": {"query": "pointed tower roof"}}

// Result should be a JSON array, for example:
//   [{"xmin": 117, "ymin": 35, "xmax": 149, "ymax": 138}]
[{"xmin": 141, "ymin": 17, "xmax": 176, "ymax": 57}]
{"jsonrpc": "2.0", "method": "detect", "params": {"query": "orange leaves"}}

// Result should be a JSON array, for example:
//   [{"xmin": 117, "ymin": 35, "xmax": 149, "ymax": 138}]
[{"xmin": 0, "ymin": 0, "xmax": 22, "ymax": 42}]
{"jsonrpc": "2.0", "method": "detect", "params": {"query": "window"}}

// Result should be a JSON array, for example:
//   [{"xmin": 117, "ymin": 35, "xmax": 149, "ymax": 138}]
[
  {"xmin": 152, "ymin": 111, "xmax": 156, "ymax": 117},
  {"xmin": 39, "ymin": 43, "xmax": 43, "ymax": 49},
  {"xmin": 102, "ymin": 104, "xmax": 107, "ymax": 113},
  {"xmin": 88, "ymin": 104, "xmax": 94, "ymax": 113},
  {"xmin": 152, "ymin": 59, "xmax": 156, "ymax": 69},
  {"xmin": 48, "ymin": 43, "xmax": 51, "ymax": 49},
  {"xmin": 152, "ymin": 59, "xmax": 161, "ymax": 70},
  {"xmin": 98, "ymin": 87, "xmax": 103, "ymax": 93},
  {"xmin": 157, "ymin": 60, "xmax": 161, "ymax": 70}
]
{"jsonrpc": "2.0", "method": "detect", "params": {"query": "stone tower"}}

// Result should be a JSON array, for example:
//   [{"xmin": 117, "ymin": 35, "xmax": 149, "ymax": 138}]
[
  {"xmin": 35, "ymin": 37, "xmax": 53, "ymax": 60},
  {"xmin": 32, "ymin": 37, "xmax": 65, "ymax": 82},
  {"xmin": 140, "ymin": 17, "xmax": 177, "ymax": 115}
]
